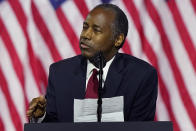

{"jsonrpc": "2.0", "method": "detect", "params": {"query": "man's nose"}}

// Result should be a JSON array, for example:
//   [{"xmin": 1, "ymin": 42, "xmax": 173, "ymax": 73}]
[{"xmin": 82, "ymin": 28, "xmax": 92, "ymax": 40}]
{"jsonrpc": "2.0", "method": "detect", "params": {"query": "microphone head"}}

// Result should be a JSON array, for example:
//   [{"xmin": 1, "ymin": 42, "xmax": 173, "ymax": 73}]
[{"xmin": 89, "ymin": 51, "xmax": 106, "ymax": 69}]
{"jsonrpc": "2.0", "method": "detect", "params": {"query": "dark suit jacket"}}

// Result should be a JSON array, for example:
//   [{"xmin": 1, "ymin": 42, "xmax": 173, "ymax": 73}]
[{"xmin": 43, "ymin": 53, "xmax": 158, "ymax": 122}]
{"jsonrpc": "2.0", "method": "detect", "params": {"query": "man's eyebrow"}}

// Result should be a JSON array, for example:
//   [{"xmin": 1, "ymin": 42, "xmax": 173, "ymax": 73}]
[
  {"xmin": 83, "ymin": 22, "xmax": 102, "ymax": 29},
  {"xmin": 83, "ymin": 22, "xmax": 88, "ymax": 25},
  {"xmin": 93, "ymin": 24, "xmax": 102, "ymax": 29}
]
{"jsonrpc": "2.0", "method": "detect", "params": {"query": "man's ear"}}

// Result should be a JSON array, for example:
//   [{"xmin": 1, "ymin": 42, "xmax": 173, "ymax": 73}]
[{"xmin": 115, "ymin": 33, "xmax": 124, "ymax": 48}]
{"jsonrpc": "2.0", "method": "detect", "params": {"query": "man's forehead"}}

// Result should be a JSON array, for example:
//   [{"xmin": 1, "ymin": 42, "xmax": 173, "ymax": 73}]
[
  {"xmin": 85, "ymin": 8, "xmax": 115, "ymax": 25},
  {"xmin": 90, "ymin": 7, "xmax": 115, "ymax": 18}
]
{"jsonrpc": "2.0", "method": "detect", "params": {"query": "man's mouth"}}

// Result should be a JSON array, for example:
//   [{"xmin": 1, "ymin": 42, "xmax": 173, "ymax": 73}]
[{"xmin": 80, "ymin": 42, "xmax": 91, "ymax": 49}]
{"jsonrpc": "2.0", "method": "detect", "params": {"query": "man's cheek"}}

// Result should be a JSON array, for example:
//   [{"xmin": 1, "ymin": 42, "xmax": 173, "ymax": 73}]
[{"xmin": 91, "ymin": 43, "xmax": 100, "ymax": 50}]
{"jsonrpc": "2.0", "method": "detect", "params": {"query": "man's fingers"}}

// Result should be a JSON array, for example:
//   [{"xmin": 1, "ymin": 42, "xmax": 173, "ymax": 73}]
[
  {"xmin": 28, "ymin": 101, "xmax": 38, "ymax": 110},
  {"xmin": 37, "ymin": 103, "xmax": 45, "ymax": 108},
  {"xmin": 26, "ymin": 96, "xmax": 46, "ymax": 119},
  {"xmin": 26, "ymin": 109, "xmax": 34, "ymax": 117},
  {"xmin": 33, "ymin": 107, "xmax": 45, "ymax": 118},
  {"xmin": 39, "ymin": 95, "xmax": 46, "ymax": 104},
  {"xmin": 28, "ymin": 96, "xmax": 46, "ymax": 109},
  {"xmin": 27, "ymin": 98, "xmax": 39, "ymax": 118}
]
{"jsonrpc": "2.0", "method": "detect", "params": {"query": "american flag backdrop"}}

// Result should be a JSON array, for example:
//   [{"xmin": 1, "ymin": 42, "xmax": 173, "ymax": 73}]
[{"xmin": 0, "ymin": 0, "xmax": 196, "ymax": 131}]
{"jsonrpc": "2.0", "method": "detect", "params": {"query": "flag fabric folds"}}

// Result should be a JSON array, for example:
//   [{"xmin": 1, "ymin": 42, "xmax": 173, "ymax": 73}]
[{"xmin": 0, "ymin": 0, "xmax": 196, "ymax": 131}]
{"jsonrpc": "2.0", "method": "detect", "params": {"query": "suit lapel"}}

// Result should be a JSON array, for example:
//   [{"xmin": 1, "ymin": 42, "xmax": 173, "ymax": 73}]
[
  {"xmin": 71, "ymin": 53, "xmax": 124, "ymax": 99},
  {"xmin": 72, "ymin": 55, "xmax": 87, "ymax": 99},
  {"xmin": 103, "ymin": 53, "xmax": 124, "ymax": 98}
]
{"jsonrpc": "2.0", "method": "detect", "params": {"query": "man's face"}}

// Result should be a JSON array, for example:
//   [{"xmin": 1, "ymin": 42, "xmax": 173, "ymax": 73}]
[{"xmin": 79, "ymin": 8, "xmax": 117, "ymax": 61}]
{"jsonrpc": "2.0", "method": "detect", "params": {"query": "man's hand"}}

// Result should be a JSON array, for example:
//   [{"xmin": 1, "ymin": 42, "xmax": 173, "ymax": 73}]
[{"xmin": 27, "ymin": 95, "xmax": 46, "ymax": 119}]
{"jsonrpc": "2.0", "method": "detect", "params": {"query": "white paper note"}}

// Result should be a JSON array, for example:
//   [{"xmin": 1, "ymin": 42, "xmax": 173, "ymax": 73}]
[{"xmin": 74, "ymin": 96, "xmax": 124, "ymax": 122}]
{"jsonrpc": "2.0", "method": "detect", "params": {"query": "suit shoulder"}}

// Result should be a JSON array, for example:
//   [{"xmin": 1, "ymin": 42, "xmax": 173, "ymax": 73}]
[
  {"xmin": 49, "ymin": 55, "xmax": 83, "ymax": 70},
  {"xmin": 117, "ymin": 53, "xmax": 156, "ymax": 72}
]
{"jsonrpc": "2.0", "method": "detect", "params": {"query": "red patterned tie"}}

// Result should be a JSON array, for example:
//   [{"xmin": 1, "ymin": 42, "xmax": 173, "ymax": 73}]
[{"xmin": 85, "ymin": 69, "xmax": 99, "ymax": 98}]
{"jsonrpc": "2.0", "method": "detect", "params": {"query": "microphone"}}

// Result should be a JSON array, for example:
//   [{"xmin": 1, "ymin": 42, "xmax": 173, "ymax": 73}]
[
  {"xmin": 89, "ymin": 51, "xmax": 106, "ymax": 69},
  {"xmin": 89, "ymin": 51, "xmax": 106, "ymax": 122}
]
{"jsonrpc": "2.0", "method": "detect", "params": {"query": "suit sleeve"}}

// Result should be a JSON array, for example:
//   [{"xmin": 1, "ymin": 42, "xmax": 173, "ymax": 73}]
[
  {"xmin": 128, "ymin": 68, "xmax": 158, "ymax": 121},
  {"xmin": 43, "ymin": 64, "xmax": 58, "ymax": 122}
]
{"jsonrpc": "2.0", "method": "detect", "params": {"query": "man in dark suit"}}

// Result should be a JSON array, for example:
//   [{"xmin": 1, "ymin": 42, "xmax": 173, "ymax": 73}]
[{"xmin": 27, "ymin": 3, "xmax": 158, "ymax": 122}]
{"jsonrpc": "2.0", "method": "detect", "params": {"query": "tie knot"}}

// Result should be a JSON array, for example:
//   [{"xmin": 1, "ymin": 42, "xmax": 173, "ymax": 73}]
[{"xmin": 92, "ymin": 69, "xmax": 98, "ymax": 75}]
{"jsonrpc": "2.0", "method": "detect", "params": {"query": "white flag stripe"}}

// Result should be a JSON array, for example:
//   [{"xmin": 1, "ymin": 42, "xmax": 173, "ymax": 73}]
[
  {"xmin": 33, "ymin": 0, "xmax": 75, "ymax": 59},
  {"xmin": 156, "ymin": 90, "xmax": 170, "ymax": 121},
  {"xmin": 175, "ymin": 0, "xmax": 196, "ymax": 48},
  {"xmin": 0, "ymin": 89, "xmax": 16, "ymax": 131},
  {"xmin": 137, "ymin": 53, "xmax": 150, "ymax": 66},
  {"xmin": 152, "ymin": 0, "xmax": 196, "ymax": 106},
  {"xmin": 18, "ymin": 0, "xmax": 31, "ymax": 16},
  {"xmin": 0, "ymin": 38, "xmax": 26, "ymax": 124},
  {"xmin": 133, "ymin": 0, "xmax": 143, "ymax": 11},
  {"xmin": 61, "ymin": 0, "xmax": 84, "ymax": 38},
  {"xmin": 139, "ymin": 52, "xmax": 149, "ymax": 63},
  {"xmin": 84, "ymin": 0, "xmax": 101, "ymax": 10},
  {"xmin": 24, "ymin": 61, "xmax": 41, "ymax": 101}
]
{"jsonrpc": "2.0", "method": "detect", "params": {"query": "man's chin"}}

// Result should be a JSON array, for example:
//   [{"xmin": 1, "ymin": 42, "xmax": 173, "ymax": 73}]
[{"xmin": 81, "ymin": 51, "xmax": 94, "ymax": 59}]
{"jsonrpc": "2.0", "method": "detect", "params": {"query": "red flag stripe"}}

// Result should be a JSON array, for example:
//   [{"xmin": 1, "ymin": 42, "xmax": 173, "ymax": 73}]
[
  {"xmin": 28, "ymin": 47, "xmax": 47, "ymax": 94},
  {"xmin": 55, "ymin": 8, "xmax": 81, "ymax": 55},
  {"xmin": 122, "ymin": 0, "xmax": 181, "ymax": 130},
  {"xmin": 122, "ymin": 40, "xmax": 132, "ymax": 55},
  {"xmin": 191, "ymin": 0, "xmax": 196, "ymax": 13},
  {"xmin": 0, "ymin": 67, "xmax": 23, "ymax": 131},
  {"xmin": 145, "ymin": 0, "xmax": 196, "ymax": 129},
  {"xmin": 0, "ymin": 18, "xmax": 29, "ymax": 112},
  {"xmin": 8, "ymin": 0, "xmax": 27, "ymax": 29},
  {"xmin": 0, "ymin": 116, "xmax": 5, "ymax": 131},
  {"xmin": 158, "ymin": 77, "xmax": 180, "ymax": 131},
  {"xmin": 74, "ymin": 0, "xmax": 89, "ymax": 18},
  {"xmin": 31, "ymin": 1, "xmax": 62, "ymax": 62},
  {"xmin": 167, "ymin": 0, "xmax": 196, "ymax": 73},
  {"xmin": 37, "ymin": 59, "xmax": 48, "ymax": 90},
  {"xmin": 154, "ymin": 113, "xmax": 157, "ymax": 121}
]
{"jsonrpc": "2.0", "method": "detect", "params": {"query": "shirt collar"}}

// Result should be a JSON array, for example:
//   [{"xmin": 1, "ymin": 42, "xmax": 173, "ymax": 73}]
[{"xmin": 86, "ymin": 55, "xmax": 115, "ymax": 80}]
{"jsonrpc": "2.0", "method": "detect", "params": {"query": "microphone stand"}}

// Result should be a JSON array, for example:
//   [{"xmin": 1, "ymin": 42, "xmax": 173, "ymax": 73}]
[
  {"xmin": 97, "ymin": 52, "xmax": 104, "ymax": 122},
  {"xmin": 89, "ymin": 51, "xmax": 106, "ymax": 122}
]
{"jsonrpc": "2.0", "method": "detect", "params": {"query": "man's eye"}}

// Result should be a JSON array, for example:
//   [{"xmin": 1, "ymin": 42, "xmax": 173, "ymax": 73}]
[
  {"xmin": 94, "ymin": 28, "xmax": 101, "ymax": 32},
  {"xmin": 83, "ymin": 25, "xmax": 88, "ymax": 30}
]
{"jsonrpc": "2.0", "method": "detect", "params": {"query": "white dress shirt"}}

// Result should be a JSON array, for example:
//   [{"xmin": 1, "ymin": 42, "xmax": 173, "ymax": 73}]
[{"xmin": 86, "ymin": 56, "xmax": 115, "ymax": 89}]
